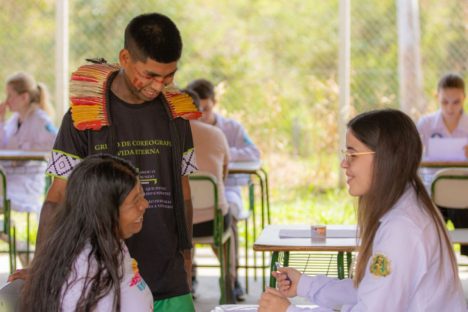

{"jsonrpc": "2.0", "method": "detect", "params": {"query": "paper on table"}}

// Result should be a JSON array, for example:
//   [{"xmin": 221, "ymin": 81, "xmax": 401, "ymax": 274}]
[
  {"xmin": 279, "ymin": 229, "xmax": 356, "ymax": 239},
  {"xmin": 426, "ymin": 137, "xmax": 467, "ymax": 161}
]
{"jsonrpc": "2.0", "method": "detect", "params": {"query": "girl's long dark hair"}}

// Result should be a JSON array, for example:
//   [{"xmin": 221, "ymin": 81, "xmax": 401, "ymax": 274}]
[
  {"xmin": 21, "ymin": 154, "xmax": 138, "ymax": 312},
  {"xmin": 349, "ymin": 109, "xmax": 457, "ymax": 286}
]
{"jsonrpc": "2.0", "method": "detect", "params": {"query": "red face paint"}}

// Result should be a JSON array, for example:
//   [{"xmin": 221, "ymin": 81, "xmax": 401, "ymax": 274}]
[{"xmin": 132, "ymin": 77, "xmax": 146, "ymax": 90}]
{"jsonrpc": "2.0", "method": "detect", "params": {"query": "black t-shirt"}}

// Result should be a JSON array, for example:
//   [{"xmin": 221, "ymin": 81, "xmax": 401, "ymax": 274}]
[{"xmin": 47, "ymin": 91, "xmax": 196, "ymax": 300}]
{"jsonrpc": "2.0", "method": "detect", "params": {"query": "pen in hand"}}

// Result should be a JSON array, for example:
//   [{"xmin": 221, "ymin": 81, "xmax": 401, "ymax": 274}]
[{"xmin": 275, "ymin": 261, "xmax": 291, "ymax": 282}]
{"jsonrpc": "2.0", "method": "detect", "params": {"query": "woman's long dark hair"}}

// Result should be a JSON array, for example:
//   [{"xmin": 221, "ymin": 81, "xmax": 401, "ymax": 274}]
[
  {"xmin": 349, "ymin": 109, "xmax": 457, "ymax": 286},
  {"xmin": 21, "ymin": 154, "xmax": 138, "ymax": 311}
]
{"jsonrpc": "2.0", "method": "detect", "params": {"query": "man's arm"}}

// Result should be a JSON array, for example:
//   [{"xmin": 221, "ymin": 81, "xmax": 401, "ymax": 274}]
[
  {"xmin": 182, "ymin": 175, "xmax": 193, "ymax": 288},
  {"xmin": 36, "ymin": 178, "xmax": 67, "ymax": 251}
]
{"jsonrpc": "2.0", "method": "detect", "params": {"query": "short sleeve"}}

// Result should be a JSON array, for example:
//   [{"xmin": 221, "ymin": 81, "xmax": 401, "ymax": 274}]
[
  {"xmin": 181, "ymin": 119, "xmax": 197, "ymax": 176},
  {"xmin": 46, "ymin": 110, "xmax": 88, "ymax": 179}
]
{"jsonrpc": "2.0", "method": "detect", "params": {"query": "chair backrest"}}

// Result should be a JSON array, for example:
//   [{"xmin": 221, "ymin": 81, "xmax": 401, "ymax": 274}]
[
  {"xmin": 0, "ymin": 168, "xmax": 9, "ymax": 233},
  {"xmin": 189, "ymin": 171, "xmax": 218, "ymax": 211},
  {"xmin": 431, "ymin": 168, "xmax": 468, "ymax": 209},
  {"xmin": 0, "ymin": 279, "xmax": 24, "ymax": 312}
]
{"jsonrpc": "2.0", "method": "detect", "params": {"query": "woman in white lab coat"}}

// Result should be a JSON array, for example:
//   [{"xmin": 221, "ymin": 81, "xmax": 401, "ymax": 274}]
[
  {"xmin": 259, "ymin": 109, "xmax": 466, "ymax": 312},
  {"xmin": 0, "ymin": 72, "xmax": 57, "ymax": 212}
]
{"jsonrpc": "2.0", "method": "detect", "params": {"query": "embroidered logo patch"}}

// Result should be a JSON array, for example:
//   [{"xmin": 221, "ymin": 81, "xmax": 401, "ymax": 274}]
[
  {"xmin": 369, "ymin": 253, "xmax": 391, "ymax": 277},
  {"xmin": 130, "ymin": 258, "xmax": 147, "ymax": 291}
]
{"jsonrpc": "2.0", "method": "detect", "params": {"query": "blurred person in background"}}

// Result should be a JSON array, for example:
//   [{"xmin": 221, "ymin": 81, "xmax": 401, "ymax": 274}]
[
  {"xmin": 417, "ymin": 73, "xmax": 468, "ymax": 256},
  {"xmin": 184, "ymin": 89, "xmax": 235, "ymax": 301},
  {"xmin": 417, "ymin": 73, "xmax": 466, "ymax": 156},
  {"xmin": 188, "ymin": 78, "xmax": 261, "ymax": 301},
  {"xmin": 0, "ymin": 72, "xmax": 56, "ymax": 213}
]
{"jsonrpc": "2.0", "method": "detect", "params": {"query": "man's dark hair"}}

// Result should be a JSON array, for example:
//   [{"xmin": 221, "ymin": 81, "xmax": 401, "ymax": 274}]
[
  {"xmin": 124, "ymin": 13, "xmax": 182, "ymax": 63},
  {"xmin": 186, "ymin": 79, "xmax": 215, "ymax": 100}
]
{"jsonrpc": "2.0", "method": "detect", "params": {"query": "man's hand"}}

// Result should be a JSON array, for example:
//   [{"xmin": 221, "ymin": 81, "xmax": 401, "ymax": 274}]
[
  {"xmin": 7, "ymin": 268, "xmax": 29, "ymax": 282},
  {"xmin": 258, "ymin": 288, "xmax": 291, "ymax": 312},
  {"xmin": 36, "ymin": 178, "xmax": 67, "ymax": 250},
  {"xmin": 272, "ymin": 267, "xmax": 302, "ymax": 297}
]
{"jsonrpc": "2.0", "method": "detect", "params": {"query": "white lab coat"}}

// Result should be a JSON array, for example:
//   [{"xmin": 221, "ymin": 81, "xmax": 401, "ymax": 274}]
[
  {"xmin": 417, "ymin": 110, "xmax": 468, "ymax": 154},
  {"xmin": 417, "ymin": 110, "xmax": 468, "ymax": 190},
  {"xmin": 287, "ymin": 186, "xmax": 467, "ymax": 312},
  {"xmin": 214, "ymin": 113, "xmax": 260, "ymax": 219},
  {"xmin": 0, "ymin": 108, "xmax": 56, "ymax": 212}
]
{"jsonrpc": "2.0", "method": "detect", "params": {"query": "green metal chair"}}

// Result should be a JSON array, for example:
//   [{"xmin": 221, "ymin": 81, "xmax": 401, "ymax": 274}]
[
  {"xmin": 431, "ymin": 168, "xmax": 468, "ymax": 209},
  {"xmin": 0, "ymin": 168, "xmax": 17, "ymax": 273},
  {"xmin": 0, "ymin": 279, "xmax": 24, "ymax": 312},
  {"xmin": 190, "ymin": 171, "xmax": 233, "ymax": 304},
  {"xmin": 431, "ymin": 168, "xmax": 468, "ymax": 260}
]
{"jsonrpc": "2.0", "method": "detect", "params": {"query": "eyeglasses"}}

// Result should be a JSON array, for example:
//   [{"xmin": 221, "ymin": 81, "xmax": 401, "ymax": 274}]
[{"xmin": 341, "ymin": 149, "xmax": 375, "ymax": 163}]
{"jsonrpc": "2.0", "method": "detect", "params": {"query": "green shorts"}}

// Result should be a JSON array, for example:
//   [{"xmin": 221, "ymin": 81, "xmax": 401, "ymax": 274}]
[{"xmin": 153, "ymin": 293, "xmax": 195, "ymax": 312}]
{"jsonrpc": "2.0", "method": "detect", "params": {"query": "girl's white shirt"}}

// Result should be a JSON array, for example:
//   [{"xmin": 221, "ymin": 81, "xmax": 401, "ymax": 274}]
[{"xmin": 61, "ymin": 243, "xmax": 154, "ymax": 311}]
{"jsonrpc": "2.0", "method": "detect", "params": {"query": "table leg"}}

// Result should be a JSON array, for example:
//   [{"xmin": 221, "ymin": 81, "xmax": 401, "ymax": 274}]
[
  {"xmin": 269, "ymin": 251, "xmax": 279, "ymax": 288},
  {"xmin": 283, "ymin": 251, "xmax": 290, "ymax": 267},
  {"xmin": 255, "ymin": 174, "xmax": 267, "ymax": 290},
  {"xmin": 256, "ymin": 174, "xmax": 265, "ymax": 229},
  {"xmin": 26, "ymin": 212, "xmax": 30, "ymax": 265},
  {"xmin": 259, "ymin": 168, "xmax": 271, "ymax": 224},
  {"xmin": 337, "ymin": 251, "xmax": 345, "ymax": 279},
  {"xmin": 244, "ymin": 218, "xmax": 249, "ymax": 293},
  {"xmin": 346, "ymin": 252, "xmax": 352, "ymax": 277},
  {"xmin": 249, "ymin": 183, "xmax": 258, "ymax": 281}
]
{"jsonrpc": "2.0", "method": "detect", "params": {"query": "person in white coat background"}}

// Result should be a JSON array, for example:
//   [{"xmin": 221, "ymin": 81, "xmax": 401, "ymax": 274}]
[
  {"xmin": 417, "ymin": 73, "xmax": 466, "ymax": 157},
  {"xmin": 259, "ymin": 109, "xmax": 466, "ymax": 312},
  {"xmin": 0, "ymin": 72, "xmax": 57, "ymax": 213},
  {"xmin": 417, "ymin": 74, "xmax": 468, "ymax": 256}
]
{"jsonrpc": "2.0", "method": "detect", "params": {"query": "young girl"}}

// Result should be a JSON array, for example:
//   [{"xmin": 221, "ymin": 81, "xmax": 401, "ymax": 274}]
[
  {"xmin": 21, "ymin": 154, "xmax": 153, "ymax": 311},
  {"xmin": 0, "ymin": 72, "xmax": 57, "ymax": 213},
  {"xmin": 417, "ymin": 73, "xmax": 467, "ymax": 157},
  {"xmin": 259, "ymin": 109, "xmax": 466, "ymax": 311}
]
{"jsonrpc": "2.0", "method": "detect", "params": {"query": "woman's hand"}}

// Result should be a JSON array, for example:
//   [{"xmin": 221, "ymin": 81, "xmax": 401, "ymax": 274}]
[
  {"xmin": 464, "ymin": 145, "xmax": 468, "ymax": 158},
  {"xmin": 7, "ymin": 268, "xmax": 29, "ymax": 282},
  {"xmin": 258, "ymin": 287, "xmax": 291, "ymax": 312},
  {"xmin": 272, "ymin": 266, "xmax": 302, "ymax": 297}
]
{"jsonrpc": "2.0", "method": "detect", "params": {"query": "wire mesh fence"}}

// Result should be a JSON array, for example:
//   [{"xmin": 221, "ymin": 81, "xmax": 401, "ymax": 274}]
[{"xmin": 0, "ymin": 0, "xmax": 466, "ymax": 187}]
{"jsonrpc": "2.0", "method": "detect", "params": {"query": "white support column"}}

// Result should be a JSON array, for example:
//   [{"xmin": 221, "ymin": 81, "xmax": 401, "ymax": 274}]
[
  {"xmin": 338, "ymin": 0, "xmax": 351, "ymax": 186},
  {"xmin": 397, "ymin": 0, "xmax": 425, "ymax": 119},
  {"xmin": 55, "ymin": 0, "xmax": 69, "ymax": 123}
]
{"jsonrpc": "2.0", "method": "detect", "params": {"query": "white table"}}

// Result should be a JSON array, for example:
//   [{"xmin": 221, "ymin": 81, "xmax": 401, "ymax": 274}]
[
  {"xmin": 254, "ymin": 224, "xmax": 468, "ymax": 288},
  {"xmin": 0, "ymin": 149, "xmax": 49, "ymax": 161}
]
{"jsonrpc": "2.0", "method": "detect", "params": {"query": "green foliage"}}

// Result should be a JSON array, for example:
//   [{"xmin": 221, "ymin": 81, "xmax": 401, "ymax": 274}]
[{"xmin": 0, "ymin": 1, "xmax": 466, "ymax": 230}]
